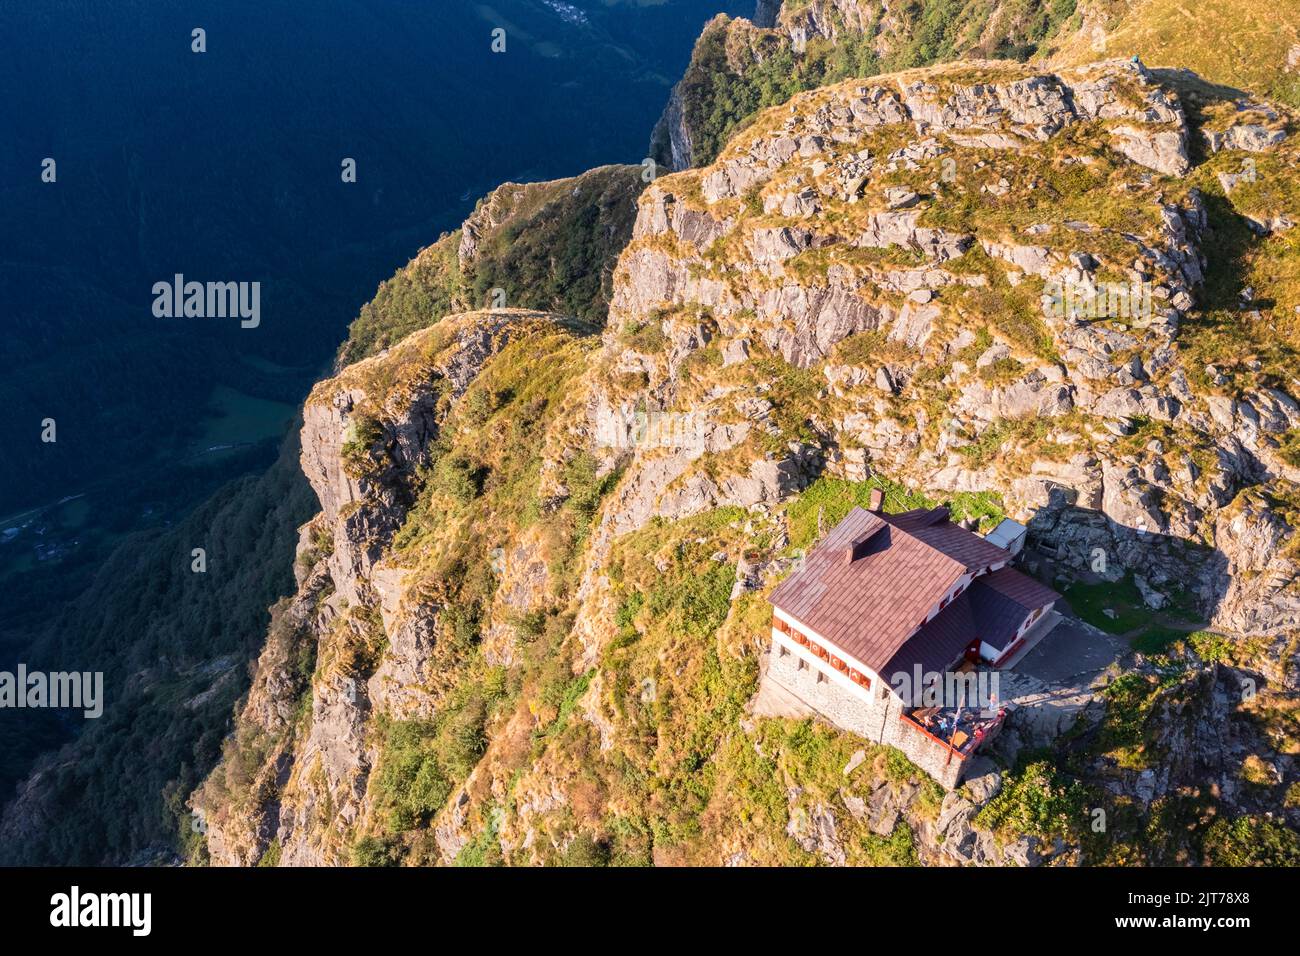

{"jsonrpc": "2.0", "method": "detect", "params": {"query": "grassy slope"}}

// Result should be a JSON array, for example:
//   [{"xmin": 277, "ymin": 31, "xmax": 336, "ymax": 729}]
[
  {"xmin": 339, "ymin": 318, "xmax": 613, "ymax": 863},
  {"xmin": 655, "ymin": 0, "xmax": 1081, "ymax": 169},
  {"xmin": 339, "ymin": 166, "xmax": 645, "ymax": 365},
  {"xmin": 1057, "ymin": 0, "xmax": 1300, "ymax": 106}
]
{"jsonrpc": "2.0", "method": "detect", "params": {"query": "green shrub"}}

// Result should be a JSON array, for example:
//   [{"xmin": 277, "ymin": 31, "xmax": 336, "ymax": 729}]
[
  {"xmin": 340, "ymin": 416, "xmax": 385, "ymax": 478},
  {"xmin": 614, "ymin": 590, "xmax": 645, "ymax": 645},
  {"xmin": 861, "ymin": 823, "xmax": 919, "ymax": 866},
  {"xmin": 620, "ymin": 320, "xmax": 668, "ymax": 353},
  {"xmin": 256, "ymin": 840, "xmax": 281, "ymax": 867},
  {"xmin": 539, "ymin": 669, "xmax": 594, "ymax": 738},
  {"xmin": 560, "ymin": 833, "xmax": 611, "ymax": 867},
  {"xmin": 512, "ymin": 608, "xmax": 549, "ymax": 641},
  {"xmin": 1202, "ymin": 815, "xmax": 1300, "ymax": 866},
  {"xmin": 454, "ymin": 815, "xmax": 504, "ymax": 867},
  {"xmin": 373, "ymin": 721, "xmax": 454, "ymax": 830},
  {"xmin": 372, "ymin": 695, "xmax": 492, "ymax": 831},
  {"xmin": 431, "ymin": 453, "xmax": 486, "ymax": 502},
  {"xmin": 1096, "ymin": 672, "xmax": 1161, "ymax": 767},
  {"xmin": 1189, "ymin": 630, "xmax": 1232, "ymax": 663},
  {"xmin": 351, "ymin": 835, "xmax": 401, "ymax": 867},
  {"xmin": 976, "ymin": 759, "xmax": 1089, "ymax": 842}
]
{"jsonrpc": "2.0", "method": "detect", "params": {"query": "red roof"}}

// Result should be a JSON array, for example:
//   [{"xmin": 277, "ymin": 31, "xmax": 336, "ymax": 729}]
[
  {"xmin": 886, "ymin": 508, "xmax": 1020, "ymax": 570},
  {"xmin": 966, "ymin": 566, "xmax": 1060, "ymax": 651},
  {"xmin": 880, "ymin": 591, "xmax": 977, "ymax": 677},
  {"xmin": 770, "ymin": 506, "xmax": 1057, "ymax": 675}
]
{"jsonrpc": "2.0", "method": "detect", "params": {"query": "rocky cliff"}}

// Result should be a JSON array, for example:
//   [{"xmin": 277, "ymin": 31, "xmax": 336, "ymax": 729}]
[
  {"xmin": 649, "ymin": 0, "xmax": 1084, "ymax": 171},
  {"xmin": 340, "ymin": 164, "xmax": 645, "ymax": 364},
  {"xmin": 650, "ymin": 1, "xmax": 1300, "ymax": 175},
  {"xmin": 193, "ymin": 54, "xmax": 1300, "ymax": 867},
  {"xmin": 630, "ymin": 58, "xmax": 1300, "ymax": 634}
]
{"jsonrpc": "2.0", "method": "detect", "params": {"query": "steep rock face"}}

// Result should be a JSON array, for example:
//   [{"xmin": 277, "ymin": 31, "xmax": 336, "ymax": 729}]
[
  {"xmin": 1208, "ymin": 492, "xmax": 1300, "ymax": 635},
  {"xmin": 623, "ymin": 59, "xmax": 1197, "ymax": 358},
  {"xmin": 196, "ymin": 310, "xmax": 587, "ymax": 866},
  {"xmin": 1092, "ymin": 662, "xmax": 1295, "ymax": 842},
  {"xmin": 650, "ymin": 1, "xmax": 1084, "ymax": 171},
  {"xmin": 309, "ymin": 314, "xmax": 559, "ymax": 604},
  {"xmin": 620, "ymin": 58, "xmax": 1300, "ymax": 633},
  {"xmin": 301, "ymin": 385, "xmax": 435, "ymax": 607},
  {"xmin": 753, "ymin": 0, "xmax": 781, "ymax": 28},
  {"xmin": 654, "ymin": 82, "xmax": 697, "ymax": 176}
]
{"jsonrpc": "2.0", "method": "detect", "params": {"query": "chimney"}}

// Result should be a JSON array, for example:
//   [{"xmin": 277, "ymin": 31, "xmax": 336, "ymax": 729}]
[
  {"xmin": 845, "ymin": 532, "xmax": 878, "ymax": 564},
  {"xmin": 867, "ymin": 488, "xmax": 884, "ymax": 512}
]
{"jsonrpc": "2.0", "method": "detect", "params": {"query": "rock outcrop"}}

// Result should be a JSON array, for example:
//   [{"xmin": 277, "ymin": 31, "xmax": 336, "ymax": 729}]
[
  {"xmin": 650, "ymin": 1, "xmax": 1088, "ymax": 171},
  {"xmin": 197, "ymin": 311, "xmax": 589, "ymax": 865},
  {"xmin": 194, "ymin": 54, "xmax": 1300, "ymax": 869},
  {"xmin": 620, "ymin": 57, "xmax": 1300, "ymax": 636}
]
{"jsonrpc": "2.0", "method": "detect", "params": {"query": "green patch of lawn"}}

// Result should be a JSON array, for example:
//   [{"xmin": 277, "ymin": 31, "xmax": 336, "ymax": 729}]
[
  {"xmin": 1130, "ymin": 625, "xmax": 1184, "ymax": 655},
  {"xmin": 860, "ymin": 823, "xmax": 919, "ymax": 866},
  {"xmin": 1202, "ymin": 815, "xmax": 1300, "ymax": 866},
  {"xmin": 974, "ymin": 758, "xmax": 1091, "ymax": 845},
  {"xmin": 1188, "ymin": 630, "xmax": 1232, "ymax": 664},
  {"xmin": 1060, "ymin": 574, "xmax": 1155, "ymax": 634}
]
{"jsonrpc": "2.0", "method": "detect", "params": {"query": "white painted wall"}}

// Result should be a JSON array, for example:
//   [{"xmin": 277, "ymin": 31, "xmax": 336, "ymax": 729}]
[
  {"xmin": 771, "ymin": 606, "xmax": 882, "ymax": 686},
  {"xmin": 770, "ymin": 630, "xmax": 880, "ymax": 706}
]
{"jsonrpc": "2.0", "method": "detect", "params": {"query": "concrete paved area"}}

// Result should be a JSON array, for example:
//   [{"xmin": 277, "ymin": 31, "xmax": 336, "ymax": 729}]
[
  {"xmin": 1011, "ymin": 612, "xmax": 1130, "ymax": 685},
  {"xmin": 997, "ymin": 612, "xmax": 1133, "ymax": 746},
  {"xmin": 997, "ymin": 609, "xmax": 1063, "ymax": 670}
]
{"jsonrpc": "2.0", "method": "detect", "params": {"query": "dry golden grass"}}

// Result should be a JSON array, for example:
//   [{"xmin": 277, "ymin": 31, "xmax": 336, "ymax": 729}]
[{"xmin": 1055, "ymin": 0, "xmax": 1300, "ymax": 106}]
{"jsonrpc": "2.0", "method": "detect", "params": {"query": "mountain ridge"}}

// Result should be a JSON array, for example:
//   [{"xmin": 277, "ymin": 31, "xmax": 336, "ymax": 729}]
[
  {"xmin": 6, "ymin": 0, "xmax": 1300, "ymax": 868},
  {"xmin": 190, "ymin": 52, "xmax": 1300, "ymax": 866}
]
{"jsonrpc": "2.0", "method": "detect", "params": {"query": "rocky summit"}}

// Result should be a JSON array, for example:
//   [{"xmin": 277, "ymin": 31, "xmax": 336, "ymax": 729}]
[
  {"xmin": 10, "ymin": 2, "xmax": 1299, "ymax": 873},
  {"xmin": 186, "ymin": 39, "xmax": 1300, "ymax": 869},
  {"xmin": 616, "ymin": 58, "xmax": 1300, "ymax": 639}
]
